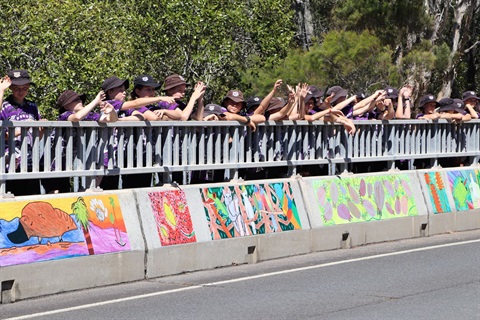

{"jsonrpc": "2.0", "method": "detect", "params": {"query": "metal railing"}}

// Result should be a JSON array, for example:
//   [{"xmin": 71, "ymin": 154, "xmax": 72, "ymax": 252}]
[{"xmin": 1, "ymin": 119, "xmax": 479, "ymax": 194}]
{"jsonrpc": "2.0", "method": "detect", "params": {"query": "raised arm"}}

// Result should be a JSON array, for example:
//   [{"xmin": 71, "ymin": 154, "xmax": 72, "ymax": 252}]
[
  {"xmin": 0, "ymin": 76, "xmax": 11, "ymax": 110},
  {"xmin": 396, "ymin": 85, "xmax": 413, "ymax": 119},
  {"xmin": 254, "ymin": 79, "xmax": 283, "ymax": 116},
  {"xmin": 122, "ymin": 96, "xmax": 176, "ymax": 110},
  {"xmin": 66, "ymin": 91, "xmax": 105, "ymax": 122}
]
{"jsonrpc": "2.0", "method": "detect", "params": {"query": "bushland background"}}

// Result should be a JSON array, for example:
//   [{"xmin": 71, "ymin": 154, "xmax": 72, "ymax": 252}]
[{"xmin": 0, "ymin": 0, "xmax": 478, "ymax": 119}]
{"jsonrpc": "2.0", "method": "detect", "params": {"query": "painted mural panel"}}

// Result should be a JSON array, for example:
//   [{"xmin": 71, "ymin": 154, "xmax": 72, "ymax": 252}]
[
  {"xmin": 312, "ymin": 175, "xmax": 418, "ymax": 225},
  {"xmin": 201, "ymin": 182, "xmax": 302, "ymax": 239},
  {"xmin": 148, "ymin": 190, "xmax": 196, "ymax": 246},
  {"xmin": 446, "ymin": 170, "xmax": 480, "ymax": 211},
  {"xmin": 0, "ymin": 195, "xmax": 130, "ymax": 267},
  {"xmin": 424, "ymin": 172, "xmax": 451, "ymax": 213}
]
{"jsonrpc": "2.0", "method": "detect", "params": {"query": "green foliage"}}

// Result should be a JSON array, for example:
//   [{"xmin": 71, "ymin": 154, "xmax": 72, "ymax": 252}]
[
  {"xmin": 242, "ymin": 30, "xmax": 397, "ymax": 96},
  {"xmin": 0, "ymin": 0, "xmax": 295, "ymax": 118},
  {"xmin": 334, "ymin": 0, "xmax": 431, "ymax": 49}
]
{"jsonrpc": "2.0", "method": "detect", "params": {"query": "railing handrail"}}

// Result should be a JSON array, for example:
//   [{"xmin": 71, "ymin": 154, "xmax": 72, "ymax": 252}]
[{"xmin": 1, "ymin": 119, "xmax": 479, "ymax": 194}]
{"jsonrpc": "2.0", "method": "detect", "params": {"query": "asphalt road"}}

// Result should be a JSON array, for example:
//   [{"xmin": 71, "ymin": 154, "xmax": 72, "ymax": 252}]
[{"xmin": 1, "ymin": 230, "xmax": 479, "ymax": 320}]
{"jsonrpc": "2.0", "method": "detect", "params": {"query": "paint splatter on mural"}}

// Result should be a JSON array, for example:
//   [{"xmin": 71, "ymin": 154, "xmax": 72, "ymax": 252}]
[
  {"xmin": 0, "ymin": 195, "xmax": 130, "ymax": 267},
  {"xmin": 201, "ymin": 182, "xmax": 301, "ymax": 239},
  {"xmin": 424, "ymin": 172, "xmax": 451, "ymax": 213},
  {"xmin": 446, "ymin": 170, "xmax": 480, "ymax": 211},
  {"xmin": 148, "ymin": 190, "xmax": 196, "ymax": 246},
  {"xmin": 313, "ymin": 175, "xmax": 418, "ymax": 225}
]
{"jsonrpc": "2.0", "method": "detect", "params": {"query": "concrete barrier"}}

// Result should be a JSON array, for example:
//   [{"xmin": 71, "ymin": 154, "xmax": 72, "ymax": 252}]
[
  {"xmin": 0, "ymin": 190, "xmax": 145, "ymax": 302},
  {"xmin": 417, "ymin": 167, "xmax": 480, "ymax": 235},
  {"xmin": 1, "ymin": 168, "xmax": 479, "ymax": 302},
  {"xmin": 301, "ymin": 171, "xmax": 428, "ymax": 251},
  {"xmin": 134, "ymin": 179, "xmax": 311, "ymax": 278}
]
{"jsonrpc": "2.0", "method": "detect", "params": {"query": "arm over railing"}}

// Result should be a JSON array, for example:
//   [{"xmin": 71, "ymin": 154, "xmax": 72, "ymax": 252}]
[{"xmin": 1, "ymin": 119, "xmax": 479, "ymax": 194}]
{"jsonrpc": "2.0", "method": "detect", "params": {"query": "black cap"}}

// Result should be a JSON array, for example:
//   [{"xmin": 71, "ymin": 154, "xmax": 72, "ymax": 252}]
[
  {"xmin": 462, "ymin": 91, "xmax": 480, "ymax": 102},
  {"xmin": 385, "ymin": 86, "xmax": 399, "ymax": 100},
  {"xmin": 420, "ymin": 94, "xmax": 438, "ymax": 109},
  {"xmin": 246, "ymin": 96, "xmax": 263, "ymax": 111},
  {"xmin": 203, "ymin": 103, "xmax": 226, "ymax": 117},
  {"xmin": 8, "ymin": 69, "xmax": 35, "ymax": 86},
  {"xmin": 133, "ymin": 74, "xmax": 160, "ymax": 88},
  {"xmin": 101, "ymin": 76, "xmax": 129, "ymax": 92}
]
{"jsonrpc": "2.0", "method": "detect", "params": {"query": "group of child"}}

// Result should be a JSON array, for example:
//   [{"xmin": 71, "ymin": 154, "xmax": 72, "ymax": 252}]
[{"xmin": 1, "ymin": 68, "xmax": 479, "ymax": 195}]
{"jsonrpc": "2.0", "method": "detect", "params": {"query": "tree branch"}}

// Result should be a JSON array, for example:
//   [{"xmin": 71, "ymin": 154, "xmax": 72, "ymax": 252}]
[{"xmin": 464, "ymin": 40, "xmax": 480, "ymax": 53}]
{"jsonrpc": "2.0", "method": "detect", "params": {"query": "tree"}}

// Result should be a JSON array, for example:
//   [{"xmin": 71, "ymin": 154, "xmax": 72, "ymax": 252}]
[
  {"xmin": 71, "ymin": 197, "xmax": 94, "ymax": 255},
  {"xmin": 0, "ymin": 0, "xmax": 296, "ymax": 117}
]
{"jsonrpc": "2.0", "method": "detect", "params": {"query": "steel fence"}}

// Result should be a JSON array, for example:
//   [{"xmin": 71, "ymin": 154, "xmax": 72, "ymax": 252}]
[{"xmin": 1, "ymin": 119, "xmax": 479, "ymax": 194}]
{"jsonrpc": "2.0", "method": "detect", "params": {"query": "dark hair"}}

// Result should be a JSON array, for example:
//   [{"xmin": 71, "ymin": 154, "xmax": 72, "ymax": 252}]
[{"xmin": 130, "ymin": 85, "xmax": 145, "ymax": 100}]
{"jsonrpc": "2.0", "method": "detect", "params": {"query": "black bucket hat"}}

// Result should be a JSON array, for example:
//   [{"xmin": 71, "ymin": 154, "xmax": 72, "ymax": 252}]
[
  {"xmin": 57, "ymin": 90, "xmax": 87, "ymax": 113},
  {"xmin": 437, "ymin": 98, "xmax": 465, "ymax": 113},
  {"xmin": 101, "ymin": 76, "xmax": 129, "ymax": 92}
]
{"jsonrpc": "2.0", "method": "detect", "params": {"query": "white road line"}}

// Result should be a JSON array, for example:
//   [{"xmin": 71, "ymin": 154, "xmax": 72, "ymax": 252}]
[{"xmin": 5, "ymin": 238, "xmax": 480, "ymax": 320}]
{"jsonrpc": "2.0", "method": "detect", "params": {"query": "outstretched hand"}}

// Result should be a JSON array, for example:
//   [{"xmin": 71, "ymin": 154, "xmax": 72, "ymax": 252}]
[{"xmin": 0, "ymin": 76, "xmax": 11, "ymax": 91}]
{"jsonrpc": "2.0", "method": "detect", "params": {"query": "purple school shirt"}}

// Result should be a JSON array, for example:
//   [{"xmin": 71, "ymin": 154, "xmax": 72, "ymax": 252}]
[
  {"xmin": 58, "ymin": 111, "xmax": 101, "ymax": 121},
  {"xmin": 149, "ymin": 100, "xmax": 186, "ymax": 111},
  {"xmin": 58, "ymin": 108, "xmax": 115, "ymax": 168},
  {"xmin": 1, "ymin": 96, "xmax": 41, "ymax": 170}
]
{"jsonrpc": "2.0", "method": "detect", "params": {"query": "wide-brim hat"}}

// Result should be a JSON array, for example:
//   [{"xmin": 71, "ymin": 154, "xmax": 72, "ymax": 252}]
[
  {"xmin": 101, "ymin": 76, "xmax": 129, "ymax": 92},
  {"xmin": 163, "ymin": 74, "xmax": 187, "ymax": 91},
  {"xmin": 133, "ymin": 74, "xmax": 160, "ymax": 88},
  {"xmin": 222, "ymin": 89, "xmax": 246, "ymax": 108},
  {"xmin": 308, "ymin": 85, "xmax": 325, "ymax": 99},
  {"xmin": 330, "ymin": 89, "xmax": 348, "ymax": 105},
  {"xmin": 326, "ymin": 85, "xmax": 343, "ymax": 96},
  {"xmin": 8, "ymin": 69, "xmax": 35, "ymax": 86},
  {"xmin": 437, "ymin": 97, "xmax": 465, "ymax": 113},
  {"xmin": 57, "ymin": 90, "xmax": 86, "ymax": 110},
  {"xmin": 203, "ymin": 103, "xmax": 226, "ymax": 117},
  {"xmin": 462, "ymin": 91, "xmax": 480, "ymax": 102},
  {"xmin": 267, "ymin": 97, "xmax": 287, "ymax": 112},
  {"xmin": 420, "ymin": 94, "xmax": 438, "ymax": 109}
]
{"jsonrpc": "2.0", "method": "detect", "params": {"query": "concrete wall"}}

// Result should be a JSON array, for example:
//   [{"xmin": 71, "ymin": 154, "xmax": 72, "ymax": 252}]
[{"xmin": 1, "ymin": 168, "xmax": 479, "ymax": 302}]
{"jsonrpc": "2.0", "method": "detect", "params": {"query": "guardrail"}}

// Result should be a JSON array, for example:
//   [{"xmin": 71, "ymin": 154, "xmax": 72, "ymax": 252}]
[{"xmin": 1, "ymin": 119, "xmax": 479, "ymax": 193}]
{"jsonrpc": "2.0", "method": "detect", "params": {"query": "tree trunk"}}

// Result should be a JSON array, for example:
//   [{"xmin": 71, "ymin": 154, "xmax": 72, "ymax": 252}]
[{"xmin": 438, "ymin": 0, "xmax": 474, "ymax": 98}]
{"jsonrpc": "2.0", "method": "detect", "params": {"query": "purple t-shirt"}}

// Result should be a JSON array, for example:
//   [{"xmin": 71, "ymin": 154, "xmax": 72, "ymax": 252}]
[
  {"xmin": 149, "ymin": 100, "xmax": 186, "ymax": 111},
  {"xmin": 1, "ymin": 96, "xmax": 41, "ymax": 170},
  {"xmin": 58, "ymin": 111, "xmax": 101, "ymax": 121}
]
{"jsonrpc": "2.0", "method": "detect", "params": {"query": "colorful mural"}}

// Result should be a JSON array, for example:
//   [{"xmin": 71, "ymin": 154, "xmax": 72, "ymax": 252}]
[
  {"xmin": 446, "ymin": 170, "xmax": 480, "ymax": 211},
  {"xmin": 0, "ymin": 195, "xmax": 130, "ymax": 267},
  {"xmin": 201, "ymin": 182, "xmax": 302, "ymax": 239},
  {"xmin": 148, "ymin": 190, "xmax": 196, "ymax": 246},
  {"xmin": 424, "ymin": 172, "xmax": 451, "ymax": 213},
  {"xmin": 312, "ymin": 175, "xmax": 418, "ymax": 225}
]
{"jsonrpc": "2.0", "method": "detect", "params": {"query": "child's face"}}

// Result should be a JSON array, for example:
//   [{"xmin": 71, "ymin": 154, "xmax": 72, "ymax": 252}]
[
  {"xmin": 305, "ymin": 98, "xmax": 315, "ymax": 112},
  {"xmin": 136, "ymin": 86, "xmax": 156, "ymax": 98},
  {"xmin": 225, "ymin": 98, "xmax": 243, "ymax": 114},
  {"xmin": 10, "ymin": 84, "xmax": 30, "ymax": 102},
  {"xmin": 166, "ymin": 84, "xmax": 186, "ymax": 100},
  {"xmin": 465, "ymin": 98, "xmax": 478, "ymax": 107},
  {"xmin": 65, "ymin": 98, "xmax": 83, "ymax": 112},
  {"xmin": 108, "ymin": 85, "xmax": 126, "ymax": 101},
  {"xmin": 423, "ymin": 102, "xmax": 436, "ymax": 114}
]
